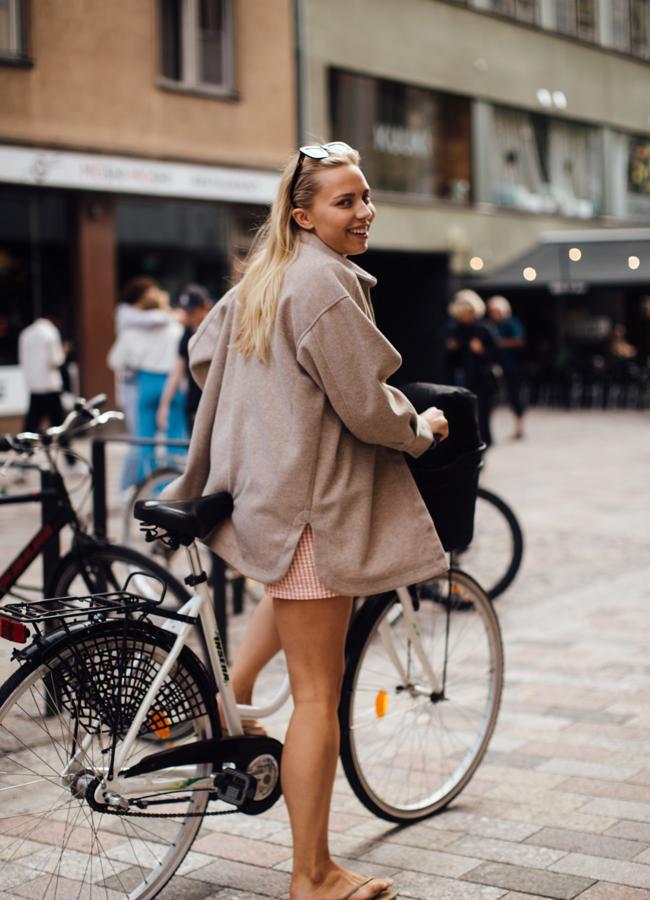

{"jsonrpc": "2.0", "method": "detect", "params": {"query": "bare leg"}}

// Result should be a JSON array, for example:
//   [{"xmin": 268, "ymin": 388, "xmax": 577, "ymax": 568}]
[
  {"xmin": 274, "ymin": 595, "xmax": 395, "ymax": 900},
  {"xmin": 229, "ymin": 592, "xmax": 281, "ymax": 702}
]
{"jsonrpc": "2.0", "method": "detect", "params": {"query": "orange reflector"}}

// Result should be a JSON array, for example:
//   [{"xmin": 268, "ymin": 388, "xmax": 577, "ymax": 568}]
[
  {"xmin": 375, "ymin": 690, "xmax": 388, "ymax": 718},
  {"xmin": 0, "ymin": 618, "xmax": 29, "ymax": 644},
  {"xmin": 150, "ymin": 710, "xmax": 172, "ymax": 739}
]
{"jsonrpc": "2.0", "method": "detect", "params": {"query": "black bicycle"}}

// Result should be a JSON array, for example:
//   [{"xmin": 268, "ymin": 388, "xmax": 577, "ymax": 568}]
[
  {"xmin": 453, "ymin": 485, "xmax": 524, "ymax": 600},
  {"xmin": 0, "ymin": 396, "xmax": 191, "ymax": 614}
]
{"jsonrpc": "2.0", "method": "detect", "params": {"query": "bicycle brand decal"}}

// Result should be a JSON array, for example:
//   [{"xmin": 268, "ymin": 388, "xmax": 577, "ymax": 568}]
[{"xmin": 213, "ymin": 631, "xmax": 230, "ymax": 683}]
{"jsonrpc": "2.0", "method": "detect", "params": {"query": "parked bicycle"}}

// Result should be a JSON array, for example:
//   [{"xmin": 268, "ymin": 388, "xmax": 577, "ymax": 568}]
[
  {"xmin": 0, "ymin": 396, "xmax": 192, "ymax": 614},
  {"xmin": 454, "ymin": 486, "xmax": 524, "ymax": 600},
  {"xmin": 0, "ymin": 490, "xmax": 503, "ymax": 898}
]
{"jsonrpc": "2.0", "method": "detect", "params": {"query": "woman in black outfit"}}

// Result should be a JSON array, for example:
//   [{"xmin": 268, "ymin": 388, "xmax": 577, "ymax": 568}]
[{"xmin": 444, "ymin": 289, "xmax": 499, "ymax": 447}]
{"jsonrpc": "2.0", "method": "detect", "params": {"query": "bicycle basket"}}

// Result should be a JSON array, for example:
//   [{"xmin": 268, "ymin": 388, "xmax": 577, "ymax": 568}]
[{"xmin": 400, "ymin": 382, "xmax": 485, "ymax": 552}]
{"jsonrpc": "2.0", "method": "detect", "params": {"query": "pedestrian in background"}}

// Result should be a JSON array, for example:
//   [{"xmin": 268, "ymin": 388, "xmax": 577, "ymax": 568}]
[
  {"xmin": 487, "ymin": 294, "xmax": 527, "ymax": 440},
  {"xmin": 157, "ymin": 284, "xmax": 213, "ymax": 437},
  {"xmin": 445, "ymin": 289, "xmax": 499, "ymax": 447},
  {"xmin": 108, "ymin": 280, "xmax": 185, "ymax": 489},
  {"xmin": 18, "ymin": 313, "xmax": 77, "ymax": 469},
  {"xmin": 164, "ymin": 141, "xmax": 448, "ymax": 900}
]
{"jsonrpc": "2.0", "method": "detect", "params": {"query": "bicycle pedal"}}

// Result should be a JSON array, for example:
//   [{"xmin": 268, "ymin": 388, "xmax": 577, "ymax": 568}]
[{"xmin": 212, "ymin": 768, "xmax": 255, "ymax": 807}]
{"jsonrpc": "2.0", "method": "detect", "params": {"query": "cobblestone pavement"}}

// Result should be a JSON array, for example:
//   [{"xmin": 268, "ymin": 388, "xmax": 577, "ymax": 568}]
[{"xmin": 0, "ymin": 407, "xmax": 649, "ymax": 899}]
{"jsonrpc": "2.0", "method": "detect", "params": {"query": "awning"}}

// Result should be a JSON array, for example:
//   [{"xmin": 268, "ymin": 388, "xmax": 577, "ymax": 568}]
[{"xmin": 476, "ymin": 228, "xmax": 650, "ymax": 293}]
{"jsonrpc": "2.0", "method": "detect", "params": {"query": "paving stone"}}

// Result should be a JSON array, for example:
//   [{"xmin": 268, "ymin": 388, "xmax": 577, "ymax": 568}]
[
  {"xmin": 462, "ymin": 860, "xmax": 594, "ymax": 899},
  {"xmin": 524, "ymin": 826, "xmax": 648, "ymax": 861},
  {"xmin": 465, "ymin": 797, "xmax": 618, "ymax": 834},
  {"xmin": 575, "ymin": 884, "xmax": 650, "ymax": 899},
  {"xmin": 483, "ymin": 750, "xmax": 542, "ymax": 770},
  {"xmin": 501, "ymin": 893, "xmax": 552, "ymax": 900},
  {"xmin": 417, "ymin": 808, "xmax": 541, "ymax": 842},
  {"xmin": 550, "ymin": 853, "xmax": 650, "ymax": 889},
  {"xmin": 607, "ymin": 822, "xmax": 650, "ymax": 843},
  {"xmin": 192, "ymin": 831, "xmax": 291, "ymax": 867},
  {"xmin": 343, "ymin": 819, "xmax": 464, "ymax": 852},
  {"xmin": 359, "ymin": 842, "xmax": 481, "ymax": 879},
  {"xmin": 581, "ymin": 799, "xmax": 650, "ymax": 824},
  {"xmin": 537, "ymin": 758, "xmax": 642, "ymax": 782},
  {"xmin": 445, "ymin": 834, "xmax": 566, "ymax": 869},
  {"xmin": 183, "ymin": 858, "xmax": 291, "ymax": 896},
  {"xmin": 558, "ymin": 776, "xmax": 650, "ymax": 804},
  {"xmin": 395, "ymin": 869, "xmax": 506, "ymax": 899}
]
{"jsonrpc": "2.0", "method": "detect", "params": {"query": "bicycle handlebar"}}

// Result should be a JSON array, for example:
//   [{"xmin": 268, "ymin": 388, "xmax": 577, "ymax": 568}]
[{"xmin": 1, "ymin": 395, "xmax": 124, "ymax": 455}]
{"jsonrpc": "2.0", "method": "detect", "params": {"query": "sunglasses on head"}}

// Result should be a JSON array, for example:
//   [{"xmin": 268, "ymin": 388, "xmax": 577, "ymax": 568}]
[{"xmin": 289, "ymin": 142, "xmax": 353, "ymax": 206}]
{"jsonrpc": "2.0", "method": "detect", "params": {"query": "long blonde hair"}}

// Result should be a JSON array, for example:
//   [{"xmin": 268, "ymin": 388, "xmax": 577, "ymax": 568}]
[{"xmin": 234, "ymin": 144, "xmax": 361, "ymax": 362}]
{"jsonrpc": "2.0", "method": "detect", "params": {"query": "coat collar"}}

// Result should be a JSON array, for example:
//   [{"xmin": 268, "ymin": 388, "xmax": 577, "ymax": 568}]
[{"xmin": 299, "ymin": 230, "xmax": 377, "ymax": 288}]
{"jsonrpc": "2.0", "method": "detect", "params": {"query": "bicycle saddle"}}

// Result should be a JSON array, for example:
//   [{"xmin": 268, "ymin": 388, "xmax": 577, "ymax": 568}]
[{"xmin": 133, "ymin": 491, "xmax": 233, "ymax": 544}]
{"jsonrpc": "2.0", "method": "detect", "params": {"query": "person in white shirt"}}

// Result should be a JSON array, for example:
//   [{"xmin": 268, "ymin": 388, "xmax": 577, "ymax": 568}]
[
  {"xmin": 18, "ymin": 315, "xmax": 77, "ymax": 468},
  {"xmin": 108, "ymin": 279, "xmax": 185, "ymax": 488}
]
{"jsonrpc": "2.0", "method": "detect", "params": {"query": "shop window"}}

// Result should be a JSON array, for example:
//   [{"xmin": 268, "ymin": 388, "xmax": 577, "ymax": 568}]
[
  {"xmin": 0, "ymin": 0, "xmax": 27, "ymax": 60},
  {"xmin": 626, "ymin": 135, "xmax": 650, "ymax": 216},
  {"xmin": 330, "ymin": 69, "xmax": 472, "ymax": 204},
  {"xmin": 0, "ymin": 189, "xmax": 72, "ymax": 366},
  {"xmin": 492, "ymin": 106, "xmax": 602, "ymax": 218},
  {"xmin": 159, "ymin": 0, "xmax": 234, "ymax": 94},
  {"xmin": 552, "ymin": 0, "xmax": 597, "ymax": 39}
]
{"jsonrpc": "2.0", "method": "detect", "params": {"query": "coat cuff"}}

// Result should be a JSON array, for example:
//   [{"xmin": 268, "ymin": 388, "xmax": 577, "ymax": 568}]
[{"xmin": 405, "ymin": 414, "xmax": 434, "ymax": 459}]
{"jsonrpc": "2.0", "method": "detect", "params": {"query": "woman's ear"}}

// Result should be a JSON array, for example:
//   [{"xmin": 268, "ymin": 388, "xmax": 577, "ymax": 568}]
[{"xmin": 291, "ymin": 207, "xmax": 314, "ymax": 231}]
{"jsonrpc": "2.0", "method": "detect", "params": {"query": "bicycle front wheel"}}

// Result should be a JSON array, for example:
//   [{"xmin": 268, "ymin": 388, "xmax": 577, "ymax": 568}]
[
  {"xmin": 0, "ymin": 619, "xmax": 220, "ymax": 899},
  {"xmin": 340, "ymin": 570, "xmax": 503, "ymax": 823},
  {"xmin": 455, "ymin": 487, "xmax": 524, "ymax": 600}
]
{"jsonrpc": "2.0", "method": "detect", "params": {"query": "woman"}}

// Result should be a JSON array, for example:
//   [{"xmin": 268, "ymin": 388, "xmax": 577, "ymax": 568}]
[
  {"xmin": 108, "ymin": 281, "xmax": 186, "ymax": 487},
  {"xmin": 487, "ymin": 295, "xmax": 527, "ymax": 439},
  {"xmin": 444, "ymin": 289, "xmax": 499, "ymax": 447},
  {"xmin": 165, "ymin": 142, "xmax": 449, "ymax": 900}
]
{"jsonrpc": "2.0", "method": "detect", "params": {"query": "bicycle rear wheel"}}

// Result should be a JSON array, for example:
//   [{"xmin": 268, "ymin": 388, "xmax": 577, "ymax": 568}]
[
  {"xmin": 0, "ymin": 619, "xmax": 219, "ymax": 899},
  {"xmin": 454, "ymin": 487, "xmax": 524, "ymax": 600},
  {"xmin": 340, "ymin": 569, "xmax": 503, "ymax": 823}
]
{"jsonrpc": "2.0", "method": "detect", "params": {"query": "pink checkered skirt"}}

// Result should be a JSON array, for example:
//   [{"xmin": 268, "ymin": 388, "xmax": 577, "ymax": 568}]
[{"xmin": 266, "ymin": 525, "xmax": 338, "ymax": 599}]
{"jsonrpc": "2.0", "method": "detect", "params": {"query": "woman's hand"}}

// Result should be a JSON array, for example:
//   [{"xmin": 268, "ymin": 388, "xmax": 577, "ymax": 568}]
[{"xmin": 421, "ymin": 406, "xmax": 449, "ymax": 442}]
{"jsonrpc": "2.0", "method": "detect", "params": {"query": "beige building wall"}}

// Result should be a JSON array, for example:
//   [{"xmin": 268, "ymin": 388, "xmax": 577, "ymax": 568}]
[
  {"xmin": 0, "ymin": 0, "xmax": 296, "ymax": 168},
  {"xmin": 300, "ymin": 0, "xmax": 650, "ymax": 269}
]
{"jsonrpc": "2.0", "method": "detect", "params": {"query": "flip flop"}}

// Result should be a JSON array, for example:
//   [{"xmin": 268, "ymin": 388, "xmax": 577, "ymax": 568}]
[{"xmin": 342, "ymin": 877, "xmax": 398, "ymax": 900}]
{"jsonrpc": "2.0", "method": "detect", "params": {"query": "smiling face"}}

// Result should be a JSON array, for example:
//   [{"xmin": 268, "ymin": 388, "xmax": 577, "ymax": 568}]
[{"xmin": 291, "ymin": 163, "xmax": 375, "ymax": 257}]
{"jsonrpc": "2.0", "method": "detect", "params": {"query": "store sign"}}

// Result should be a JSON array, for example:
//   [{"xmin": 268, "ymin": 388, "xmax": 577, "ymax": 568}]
[
  {"xmin": 0, "ymin": 145, "xmax": 280, "ymax": 204},
  {"xmin": 372, "ymin": 124, "xmax": 433, "ymax": 159},
  {"xmin": 0, "ymin": 367, "xmax": 28, "ymax": 416}
]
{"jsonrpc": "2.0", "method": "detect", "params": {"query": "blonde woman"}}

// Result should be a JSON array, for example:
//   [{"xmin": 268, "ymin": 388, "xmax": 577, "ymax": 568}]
[
  {"xmin": 445, "ymin": 289, "xmax": 499, "ymax": 447},
  {"xmin": 165, "ymin": 142, "xmax": 449, "ymax": 900}
]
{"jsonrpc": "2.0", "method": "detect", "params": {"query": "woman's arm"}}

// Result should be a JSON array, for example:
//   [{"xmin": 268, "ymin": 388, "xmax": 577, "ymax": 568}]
[{"xmin": 297, "ymin": 295, "xmax": 439, "ymax": 458}]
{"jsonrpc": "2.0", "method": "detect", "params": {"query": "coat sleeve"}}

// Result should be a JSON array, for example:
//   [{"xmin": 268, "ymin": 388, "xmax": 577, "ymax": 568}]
[{"xmin": 297, "ymin": 295, "xmax": 434, "ymax": 458}]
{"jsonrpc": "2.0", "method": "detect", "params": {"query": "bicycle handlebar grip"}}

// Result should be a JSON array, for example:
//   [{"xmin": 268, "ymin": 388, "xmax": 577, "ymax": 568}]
[{"xmin": 0, "ymin": 435, "xmax": 13, "ymax": 452}]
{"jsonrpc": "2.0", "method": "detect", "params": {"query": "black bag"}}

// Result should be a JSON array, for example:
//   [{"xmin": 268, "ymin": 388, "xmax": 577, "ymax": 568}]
[{"xmin": 400, "ymin": 382, "xmax": 485, "ymax": 552}]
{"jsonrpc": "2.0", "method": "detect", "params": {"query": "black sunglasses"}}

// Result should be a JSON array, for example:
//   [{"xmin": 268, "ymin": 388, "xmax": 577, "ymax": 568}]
[{"xmin": 289, "ymin": 142, "xmax": 353, "ymax": 206}]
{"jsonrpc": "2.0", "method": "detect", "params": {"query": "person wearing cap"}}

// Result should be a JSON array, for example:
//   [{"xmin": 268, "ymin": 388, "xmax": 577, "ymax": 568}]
[{"xmin": 157, "ymin": 284, "xmax": 213, "ymax": 436}]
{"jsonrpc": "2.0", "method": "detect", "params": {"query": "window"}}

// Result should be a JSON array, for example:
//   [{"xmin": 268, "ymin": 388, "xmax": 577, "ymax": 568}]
[
  {"xmin": 0, "ymin": 0, "xmax": 27, "ymax": 60},
  {"xmin": 552, "ymin": 0, "xmax": 597, "ymax": 39},
  {"xmin": 330, "ymin": 70, "xmax": 472, "ymax": 203},
  {"xmin": 492, "ymin": 106, "xmax": 602, "ymax": 218},
  {"xmin": 611, "ymin": 0, "xmax": 650, "ymax": 57},
  {"xmin": 159, "ymin": 0, "xmax": 234, "ymax": 93},
  {"xmin": 489, "ymin": 0, "xmax": 538, "ymax": 25}
]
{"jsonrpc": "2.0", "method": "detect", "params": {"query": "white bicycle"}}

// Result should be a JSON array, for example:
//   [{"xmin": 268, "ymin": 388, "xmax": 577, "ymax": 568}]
[{"xmin": 0, "ymin": 492, "xmax": 503, "ymax": 898}]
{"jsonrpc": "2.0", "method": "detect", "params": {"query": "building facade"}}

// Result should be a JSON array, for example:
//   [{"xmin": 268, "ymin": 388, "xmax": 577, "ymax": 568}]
[
  {"xmin": 0, "ymin": 0, "xmax": 295, "ymax": 417},
  {"xmin": 297, "ymin": 0, "xmax": 650, "ymax": 379}
]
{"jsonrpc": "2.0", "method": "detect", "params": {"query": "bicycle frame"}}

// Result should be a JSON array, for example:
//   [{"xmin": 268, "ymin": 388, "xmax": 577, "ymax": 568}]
[{"xmin": 90, "ymin": 545, "xmax": 441, "ymax": 805}]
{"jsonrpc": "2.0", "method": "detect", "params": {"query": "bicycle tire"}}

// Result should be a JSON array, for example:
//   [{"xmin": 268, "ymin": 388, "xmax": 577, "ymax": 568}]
[
  {"xmin": 455, "ymin": 487, "xmax": 524, "ymax": 600},
  {"xmin": 0, "ymin": 618, "xmax": 220, "ymax": 899},
  {"xmin": 339, "ymin": 569, "xmax": 503, "ymax": 823}
]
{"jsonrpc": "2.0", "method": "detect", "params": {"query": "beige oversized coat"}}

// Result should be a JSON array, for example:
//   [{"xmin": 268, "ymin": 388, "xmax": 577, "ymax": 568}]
[{"xmin": 164, "ymin": 231, "xmax": 447, "ymax": 595}]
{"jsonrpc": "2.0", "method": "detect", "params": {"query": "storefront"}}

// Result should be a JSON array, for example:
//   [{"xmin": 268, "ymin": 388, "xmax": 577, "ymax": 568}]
[{"xmin": 0, "ymin": 144, "xmax": 279, "ymax": 420}]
